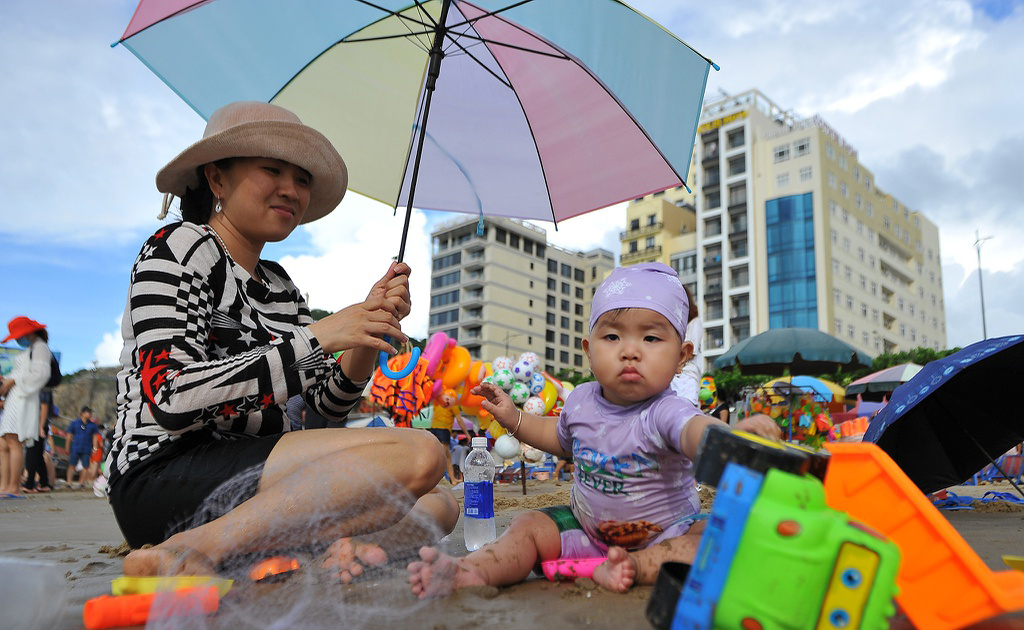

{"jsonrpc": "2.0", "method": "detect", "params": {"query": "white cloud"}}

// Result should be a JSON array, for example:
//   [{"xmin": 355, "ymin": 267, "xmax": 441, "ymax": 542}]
[
  {"xmin": 94, "ymin": 315, "xmax": 123, "ymax": 368},
  {"xmin": 278, "ymin": 194, "xmax": 434, "ymax": 339}
]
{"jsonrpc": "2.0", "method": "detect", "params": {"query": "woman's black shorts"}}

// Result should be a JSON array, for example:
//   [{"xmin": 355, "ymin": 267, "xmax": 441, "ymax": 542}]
[{"xmin": 107, "ymin": 431, "xmax": 284, "ymax": 548}]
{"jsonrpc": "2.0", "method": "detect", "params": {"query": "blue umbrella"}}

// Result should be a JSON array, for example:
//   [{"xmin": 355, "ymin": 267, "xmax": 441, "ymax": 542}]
[{"xmin": 865, "ymin": 334, "xmax": 1024, "ymax": 495}]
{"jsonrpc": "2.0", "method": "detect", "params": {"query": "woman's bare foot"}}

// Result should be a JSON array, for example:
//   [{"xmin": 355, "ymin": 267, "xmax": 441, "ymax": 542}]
[
  {"xmin": 592, "ymin": 546, "xmax": 637, "ymax": 593},
  {"xmin": 321, "ymin": 537, "xmax": 388, "ymax": 583},
  {"xmin": 407, "ymin": 546, "xmax": 487, "ymax": 599},
  {"xmin": 123, "ymin": 545, "xmax": 217, "ymax": 577}
]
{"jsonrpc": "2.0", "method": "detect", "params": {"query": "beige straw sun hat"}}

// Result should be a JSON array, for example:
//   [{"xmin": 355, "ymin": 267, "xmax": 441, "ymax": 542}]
[{"xmin": 156, "ymin": 101, "xmax": 348, "ymax": 224}]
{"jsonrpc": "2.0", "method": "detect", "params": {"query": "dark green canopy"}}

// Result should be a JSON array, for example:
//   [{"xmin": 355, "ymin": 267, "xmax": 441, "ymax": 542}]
[{"xmin": 713, "ymin": 327, "xmax": 872, "ymax": 376}]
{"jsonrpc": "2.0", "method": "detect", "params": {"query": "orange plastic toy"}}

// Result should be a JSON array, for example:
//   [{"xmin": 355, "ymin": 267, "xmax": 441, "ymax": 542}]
[
  {"xmin": 824, "ymin": 442, "xmax": 1024, "ymax": 629},
  {"xmin": 83, "ymin": 586, "xmax": 219, "ymax": 629},
  {"xmin": 249, "ymin": 555, "xmax": 300, "ymax": 582}
]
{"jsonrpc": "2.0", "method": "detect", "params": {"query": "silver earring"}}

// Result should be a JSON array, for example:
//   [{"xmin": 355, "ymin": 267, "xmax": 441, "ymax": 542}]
[{"xmin": 214, "ymin": 197, "xmax": 222, "ymax": 214}]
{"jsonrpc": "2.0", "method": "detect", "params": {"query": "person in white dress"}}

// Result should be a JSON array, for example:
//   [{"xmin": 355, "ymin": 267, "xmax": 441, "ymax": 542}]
[{"xmin": 0, "ymin": 316, "xmax": 53, "ymax": 495}]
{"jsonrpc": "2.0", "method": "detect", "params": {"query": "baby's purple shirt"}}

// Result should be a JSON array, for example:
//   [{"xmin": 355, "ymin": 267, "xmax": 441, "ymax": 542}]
[{"xmin": 555, "ymin": 381, "xmax": 702, "ymax": 549}]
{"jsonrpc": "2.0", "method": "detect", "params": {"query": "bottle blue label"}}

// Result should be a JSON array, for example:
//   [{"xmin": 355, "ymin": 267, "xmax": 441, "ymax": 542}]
[{"xmin": 463, "ymin": 481, "xmax": 494, "ymax": 519}]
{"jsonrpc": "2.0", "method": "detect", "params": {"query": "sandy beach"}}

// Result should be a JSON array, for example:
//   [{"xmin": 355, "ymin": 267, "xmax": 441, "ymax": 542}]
[{"xmin": 3, "ymin": 478, "xmax": 1024, "ymax": 629}]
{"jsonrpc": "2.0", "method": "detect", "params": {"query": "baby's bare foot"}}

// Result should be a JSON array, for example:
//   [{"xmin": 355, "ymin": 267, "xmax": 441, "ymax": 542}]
[
  {"xmin": 321, "ymin": 537, "xmax": 388, "ymax": 583},
  {"xmin": 407, "ymin": 546, "xmax": 487, "ymax": 599},
  {"xmin": 123, "ymin": 545, "xmax": 216, "ymax": 577},
  {"xmin": 591, "ymin": 546, "xmax": 636, "ymax": 593}
]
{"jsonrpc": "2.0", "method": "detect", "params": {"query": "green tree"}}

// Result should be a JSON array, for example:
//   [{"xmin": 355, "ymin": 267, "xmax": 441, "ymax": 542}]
[{"xmin": 309, "ymin": 308, "xmax": 332, "ymax": 321}]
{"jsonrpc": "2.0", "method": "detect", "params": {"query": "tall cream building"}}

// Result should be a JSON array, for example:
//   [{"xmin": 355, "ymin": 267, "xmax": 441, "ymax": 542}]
[
  {"xmin": 429, "ymin": 216, "xmax": 614, "ymax": 376},
  {"xmin": 621, "ymin": 89, "xmax": 947, "ymax": 370}
]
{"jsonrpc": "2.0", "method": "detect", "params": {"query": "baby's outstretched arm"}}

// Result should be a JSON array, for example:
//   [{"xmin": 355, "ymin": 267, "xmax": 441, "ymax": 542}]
[
  {"xmin": 679, "ymin": 412, "xmax": 781, "ymax": 460},
  {"xmin": 471, "ymin": 382, "xmax": 569, "ymax": 457}
]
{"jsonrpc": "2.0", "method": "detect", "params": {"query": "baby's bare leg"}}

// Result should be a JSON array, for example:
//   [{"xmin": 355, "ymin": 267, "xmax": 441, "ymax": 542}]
[
  {"xmin": 592, "ymin": 521, "xmax": 706, "ymax": 592},
  {"xmin": 408, "ymin": 509, "xmax": 561, "ymax": 598}
]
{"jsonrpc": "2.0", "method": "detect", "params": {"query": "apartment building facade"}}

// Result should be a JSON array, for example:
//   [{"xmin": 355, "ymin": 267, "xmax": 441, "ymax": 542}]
[
  {"xmin": 622, "ymin": 89, "xmax": 947, "ymax": 370},
  {"xmin": 429, "ymin": 216, "xmax": 615, "ymax": 376}
]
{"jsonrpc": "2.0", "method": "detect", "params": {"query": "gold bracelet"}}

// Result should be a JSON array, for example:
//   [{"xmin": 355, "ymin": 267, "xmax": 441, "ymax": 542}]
[{"xmin": 509, "ymin": 409, "xmax": 523, "ymax": 437}]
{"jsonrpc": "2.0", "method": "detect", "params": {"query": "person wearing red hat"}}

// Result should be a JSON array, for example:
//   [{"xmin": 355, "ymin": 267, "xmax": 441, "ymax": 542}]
[{"xmin": 0, "ymin": 316, "xmax": 53, "ymax": 496}]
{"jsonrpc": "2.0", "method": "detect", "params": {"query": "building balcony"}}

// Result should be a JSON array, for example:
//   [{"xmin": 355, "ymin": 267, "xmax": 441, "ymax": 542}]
[
  {"xmin": 621, "ymin": 245, "xmax": 662, "ymax": 264},
  {"xmin": 730, "ymin": 311, "xmax": 750, "ymax": 323},
  {"xmin": 705, "ymin": 283, "xmax": 723, "ymax": 296},
  {"xmin": 619, "ymin": 222, "xmax": 664, "ymax": 240},
  {"xmin": 727, "ymin": 201, "xmax": 747, "ymax": 213},
  {"xmin": 703, "ymin": 255, "xmax": 722, "ymax": 269}
]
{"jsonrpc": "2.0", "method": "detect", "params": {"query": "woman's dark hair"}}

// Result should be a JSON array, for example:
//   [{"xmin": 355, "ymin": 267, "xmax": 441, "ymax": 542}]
[
  {"xmin": 683, "ymin": 285, "xmax": 699, "ymax": 322},
  {"xmin": 35, "ymin": 329, "xmax": 49, "ymax": 343},
  {"xmin": 179, "ymin": 158, "xmax": 235, "ymax": 224}
]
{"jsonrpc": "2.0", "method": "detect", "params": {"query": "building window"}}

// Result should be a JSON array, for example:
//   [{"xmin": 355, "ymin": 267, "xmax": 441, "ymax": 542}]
[
  {"xmin": 509, "ymin": 233, "xmax": 519, "ymax": 249},
  {"xmin": 727, "ymin": 128, "xmax": 745, "ymax": 148},
  {"xmin": 431, "ymin": 270, "xmax": 460, "ymax": 288},
  {"xmin": 560, "ymin": 333, "xmax": 569, "ymax": 346},
  {"xmin": 430, "ymin": 289, "xmax": 460, "ymax": 308},
  {"xmin": 561, "ymin": 316, "xmax": 570, "ymax": 329},
  {"xmin": 561, "ymin": 299, "xmax": 570, "ymax": 312},
  {"xmin": 795, "ymin": 137, "xmax": 810, "ymax": 156},
  {"xmin": 799, "ymin": 166, "xmax": 812, "ymax": 181},
  {"xmin": 861, "ymin": 303, "xmax": 868, "ymax": 317},
  {"xmin": 546, "ymin": 312, "xmax": 555, "ymax": 325},
  {"xmin": 547, "ymin": 258, "xmax": 558, "ymax": 273},
  {"xmin": 575, "ymin": 304, "xmax": 583, "ymax": 316},
  {"xmin": 575, "ymin": 287, "xmax": 583, "ymax": 299},
  {"xmin": 728, "ymin": 155, "xmax": 746, "ymax": 176},
  {"xmin": 630, "ymin": 218, "xmax": 640, "ymax": 230},
  {"xmin": 547, "ymin": 278, "xmax": 556, "ymax": 291},
  {"xmin": 560, "ymin": 350, "xmax": 569, "ymax": 363},
  {"xmin": 495, "ymin": 228, "xmax": 506, "ymax": 244},
  {"xmin": 828, "ymin": 172, "xmax": 836, "ymax": 188},
  {"xmin": 575, "ymin": 320, "xmax": 583, "ymax": 333},
  {"xmin": 773, "ymin": 145, "xmax": 790, "ymax": 163},
  {"xmin": 561, "ymin": 282, "xmax": 570, "ymax": 295},
  {"xmin": 547, "ymin": 295, "xmax": 556, "ymax": 308},
  {"xmin": 629, "ymin": 240, "xmax": 638, "ymax": 253},
  {"xmin": 846, "ymin": 296, "xmax": 854, "ymax": 309},
  {"xmin": 561, "ymin": 263, "xmax": 572, "ymax": 278},
  {"xmin": 776, "ymin": 173, "xmax": 789, "ymax": 187},
  {"xmin": 766, "ymin": 192, "xmax": 818, "ymax": 329},
  {"xmin": 833, "ymin": 289, "xmax": 841, "ymax": 304},
  {"xmin": 546, "ymin": 329, "xmax": 555, "ymax": 342},
  {"xmin": 645, "ymin": 236, "xmax": 655, "ymax": 248},
  {"xmin": 574, "ymin": 354, "xmax": 583, "ymax": 367},
  {"xmin": 706, "ymin": 190, "xmax": 721, "ymax": 208},
  {"xmin": 826, "ymin": 144, "xmax": 835, "ymax": 159}
]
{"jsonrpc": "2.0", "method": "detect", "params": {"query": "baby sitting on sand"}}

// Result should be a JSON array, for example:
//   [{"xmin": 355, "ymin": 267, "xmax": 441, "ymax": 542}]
[{"xmin": 408, "ymin": 264, "xmax": 780, "ymax": 596}]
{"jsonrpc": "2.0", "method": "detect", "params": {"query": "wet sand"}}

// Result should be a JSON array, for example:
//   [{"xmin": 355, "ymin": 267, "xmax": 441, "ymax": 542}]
[{"xmin": 3, "ymin": 479, "xmax": 1024, "ymax": 629}]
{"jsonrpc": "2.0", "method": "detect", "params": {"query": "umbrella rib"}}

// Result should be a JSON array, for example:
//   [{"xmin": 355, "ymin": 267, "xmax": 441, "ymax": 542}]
[
  {"xmin": 445, "ymin": 30, "xmax": 570, "ymax": 60},
  {"xmin": 441, "ymin": 33, "xmax": 514, "ymax": 90},
  {"xmin": 446, "ymin": 0, "xmax": 539, "ymax": 31},
  {"xmin": 354, "ymin": 0, "xmax": 437, "ymax": 30}
]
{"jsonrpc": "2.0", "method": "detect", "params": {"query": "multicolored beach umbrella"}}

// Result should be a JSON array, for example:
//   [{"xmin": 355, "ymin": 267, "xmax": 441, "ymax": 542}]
[{"xmin": 117, "ymin": 0, "xmax": 714, "ymax": 254}]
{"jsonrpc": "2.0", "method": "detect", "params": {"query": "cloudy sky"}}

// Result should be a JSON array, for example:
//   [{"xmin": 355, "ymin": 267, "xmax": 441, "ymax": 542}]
[{"xmin": 1, "ymin": 0, "xmax": 1022, "ymax": 374}]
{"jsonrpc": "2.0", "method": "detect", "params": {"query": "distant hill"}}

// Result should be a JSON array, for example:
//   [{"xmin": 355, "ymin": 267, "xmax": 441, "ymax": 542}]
[{"xmin": 52, "ymin": 367, "xmax": 119, "ymax": 430}]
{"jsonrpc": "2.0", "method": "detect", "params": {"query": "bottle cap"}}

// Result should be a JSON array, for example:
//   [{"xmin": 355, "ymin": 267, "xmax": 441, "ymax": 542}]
[{"xmin": 471, "ymin": 437, "xmax": 488, "ymax": 449}]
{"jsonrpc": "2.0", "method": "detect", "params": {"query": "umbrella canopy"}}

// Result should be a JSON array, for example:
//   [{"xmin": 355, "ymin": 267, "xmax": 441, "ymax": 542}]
[
  {"xmin": 763, "ymin": 375, "xmax": 845, "ymax": 404},
  {"xmin": 864, "ymin": 335, "xmax": 1024, "ymax": 494},
  {"xmin": 117, "ymin": 1, "xmax": 712, "ymax": 229},
  {"xmin": 845, "ymin": 362, "xmax": 922, "ymax": 396},
  {"xmin": 713, "ymin": 328, "xmax": 872, "ymax": 376}
]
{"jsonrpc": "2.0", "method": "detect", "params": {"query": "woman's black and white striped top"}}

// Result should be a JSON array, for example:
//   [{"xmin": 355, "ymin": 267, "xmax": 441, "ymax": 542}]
[{"xmin": 107, "ymin": 221, "xmax": 366, "ymax": 485}]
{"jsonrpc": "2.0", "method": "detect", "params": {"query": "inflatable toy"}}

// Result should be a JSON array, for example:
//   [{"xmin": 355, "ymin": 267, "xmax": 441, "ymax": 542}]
[
  {"xmin": 529, "ymin": 372, "xmax": 545, "ymax": 394},
  {"xmin": 492, "ymin": 368, "xmax": 516, "ymax": 390},
  {"xmin": 539, "ymin": 381, "xmax": 558, "ymax": 413},
  {"xmin": 519, "ymin": 351, "xmax": 540, "ymax": 367},
  {"xmin": 492, "ymin": 356, "xmax": 514, "ymax": 371},
  {"xmin": 523, "ymin": 447, "xmax": 545, "ymax": 464},
  {"xmin": 512, "ymin": 358, "xmax": 534, "ymax": 383},
  {"xmin": 438, "ymin": 388, "xmax": 458, "ymax": 408},
  {"xmin": 493, "ymin": 434, "xmax": 521, "ymax": 460},
  {"xmin": 509, "ymin": 382, "xmax": 531, "ymax": 404},
  {"xmin": 441, "ymin": 345, "xmax": 472, "ymax": 389},
  {"xmin": 523, "ymin": 396, "xmax": 546, "ymax": 415}
]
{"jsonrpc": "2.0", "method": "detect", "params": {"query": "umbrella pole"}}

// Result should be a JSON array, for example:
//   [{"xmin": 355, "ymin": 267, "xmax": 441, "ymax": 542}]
[
  {"xmin": 960, "ymin": 430, "xmax": 1024, "ymax": 500},
  {"xmin": 396, "ymin": 0, "xmax": 453, "ymax": 263}
]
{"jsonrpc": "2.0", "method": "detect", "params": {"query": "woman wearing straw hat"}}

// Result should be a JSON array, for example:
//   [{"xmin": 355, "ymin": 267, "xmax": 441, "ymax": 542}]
[
  {"xmin": 108, "ymin": 101, "xmax": 458, "ymax": 577},
  {"xmin": 0, "ymin": 316, "xmax": 53, "ymax": 496}
]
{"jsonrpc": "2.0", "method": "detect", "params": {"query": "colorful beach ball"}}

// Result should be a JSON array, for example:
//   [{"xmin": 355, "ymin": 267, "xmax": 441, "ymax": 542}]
[
  {"xmin": 510, "ymin": 382, "xmax": 531, "ymax": 404},
  {"xmin": 491, "ymin": 369, "xmax": 516, "ymax": 390},
  {"xmin": 519, "ymin": 352, "xmax": 540, "ymax": 368},
  {"xmin": 512, "ymin": 359, "xmax": 534, "ymax": 383},
  {"xmin": 492, "ymin": 356, "xmax": 514, "ymax": 371},
  {"xmin": 530, "ymin": 372, "xmax": 546, "ymax": 394},
  {"xmin": 523, "ymin": 396, "xmax": 546, "ymax": 415}
]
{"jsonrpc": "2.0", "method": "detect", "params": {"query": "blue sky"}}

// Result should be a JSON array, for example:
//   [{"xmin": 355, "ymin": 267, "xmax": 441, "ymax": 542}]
[{"xmin": 2, "ymin": 0, "xmax": 1024, "ymax": 374}]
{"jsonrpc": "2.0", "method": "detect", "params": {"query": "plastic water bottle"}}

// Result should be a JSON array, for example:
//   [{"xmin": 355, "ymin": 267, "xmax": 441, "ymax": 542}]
[
  {"xmin": 463, "ymin": 436, "xmax": 496, "ymax": 550},
  {"xmin": 0, "ymin": 557, "xmax": 66, "ymax": 630}
]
